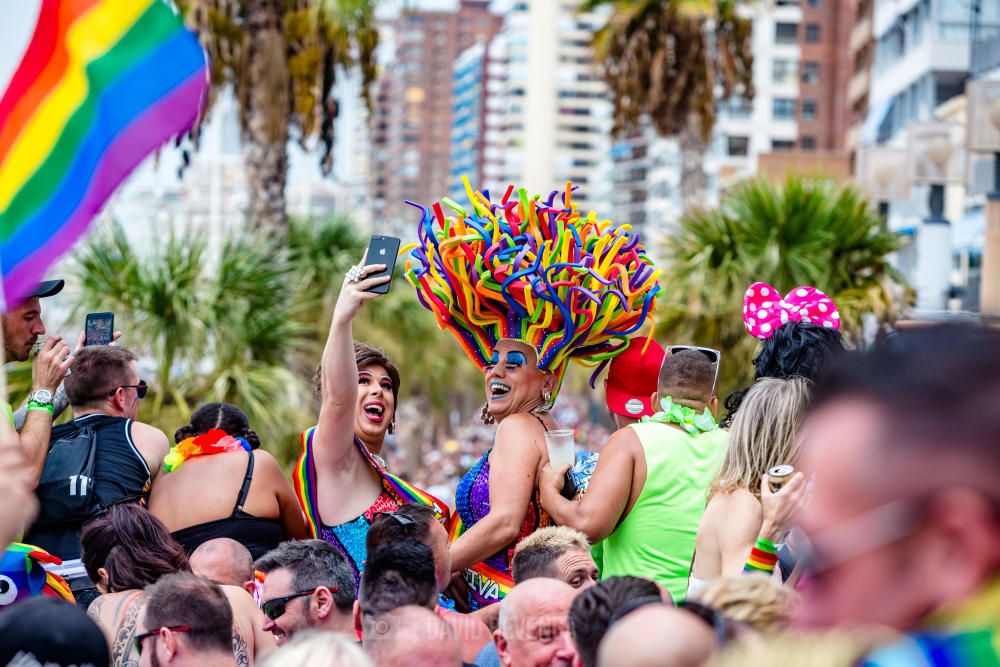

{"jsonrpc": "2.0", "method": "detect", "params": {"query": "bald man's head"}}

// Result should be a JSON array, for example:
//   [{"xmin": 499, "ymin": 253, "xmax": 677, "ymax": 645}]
[
  {"xmin": 597, "ymin": 606, "xmax": 715, "ymax": 667},
  {"xmin": 496, "ymin": 579, "xmax": 579, "ymax": 667},
  {"xmin": 364, "ymin": 605, "xmax": 461, "ymax": 667},
  {"xmin": 190, "ymin": 538, "xmax": 253, "ymax": 587}
]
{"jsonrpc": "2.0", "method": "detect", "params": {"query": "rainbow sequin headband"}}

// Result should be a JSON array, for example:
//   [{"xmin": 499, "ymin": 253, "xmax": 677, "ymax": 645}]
[
  {"xmin": 164, "ymin": 428, "xmax": 251, "ymax": 472},
  {"xmin": 403, "ymin": 178, "xmax": 661, "ymax": 394}
]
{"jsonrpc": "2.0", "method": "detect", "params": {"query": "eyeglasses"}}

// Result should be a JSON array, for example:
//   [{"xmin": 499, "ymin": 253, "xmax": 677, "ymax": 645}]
[
  {"xmin": 133, "ymin": 625, "xmax": 191, "ymax": 655},
  {"xmin": 118, "ymin": 380, "xmax": 148, "ymax": 399},
  {"xmin": 666, "ymin": 345, "xmax": 722, "ymax": 392},
  {"xmin": 262, "ymin": 588, "xmax": 323, "ymax": 620}
]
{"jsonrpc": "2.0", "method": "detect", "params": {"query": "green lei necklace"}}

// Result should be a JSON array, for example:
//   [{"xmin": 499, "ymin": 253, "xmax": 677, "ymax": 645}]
[{"xmin": 640, "ymin": 397, "xmax": 717, "ymax": 435}]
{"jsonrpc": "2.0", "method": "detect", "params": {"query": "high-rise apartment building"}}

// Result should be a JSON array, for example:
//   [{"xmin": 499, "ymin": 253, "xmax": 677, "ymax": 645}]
[
  {"xmin": 449, "ymin": 41, "xmax": 492, "ymax": 201},
  {"xmin": 846, "ymin": 0, "xmax": 875, "ymax": 151},
  {"xmin": 796, "ymin": 0, "xmax": 854, "ymax": 152},
  {"xmin": 370, "ymin": 1, "xmax": 500, "ymax": 235},
  {"xmin": 464, "ymin": 0, "xmax": 612, "ymax": 214}
]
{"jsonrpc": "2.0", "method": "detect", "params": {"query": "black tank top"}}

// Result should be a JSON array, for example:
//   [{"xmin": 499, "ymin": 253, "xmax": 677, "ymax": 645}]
[
  {"xmin": 27, "ymin": 414, "xmax": 152, "ymax": 561},
  {"xmin": 171, "ymin": 452, "xmax": 286, "ymax": 560}
]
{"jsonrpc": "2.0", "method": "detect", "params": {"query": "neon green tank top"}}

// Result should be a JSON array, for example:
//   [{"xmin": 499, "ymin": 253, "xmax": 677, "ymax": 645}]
[{"xmin": 600, "ymin": 422, "xmax": 728, "ymax": 603}]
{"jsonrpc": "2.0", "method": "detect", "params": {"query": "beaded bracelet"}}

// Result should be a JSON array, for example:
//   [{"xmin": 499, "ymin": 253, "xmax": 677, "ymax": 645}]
[
  {"xmin": 27, "ymin": 401, "xmax": 54, "ymax": 416},
  {"xmin": 743, "ymin": 536, "xmax": 779, "ymax": 574}
]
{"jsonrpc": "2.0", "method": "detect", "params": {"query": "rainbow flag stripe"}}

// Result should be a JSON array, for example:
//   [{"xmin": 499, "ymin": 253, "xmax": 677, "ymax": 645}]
[
  {"xmin": 0, "ymin": 0, "xmax": 207, "ymax": 306},
  {"xmin": 293, "ymin": 426, "xmax": 451, "ymax": 538}
]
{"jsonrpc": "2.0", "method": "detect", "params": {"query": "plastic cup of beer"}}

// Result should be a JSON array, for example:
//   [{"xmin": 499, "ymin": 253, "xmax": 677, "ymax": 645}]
[{"xmin": 545, "ymin": 429, "xmax": 576, "ymax": 470}]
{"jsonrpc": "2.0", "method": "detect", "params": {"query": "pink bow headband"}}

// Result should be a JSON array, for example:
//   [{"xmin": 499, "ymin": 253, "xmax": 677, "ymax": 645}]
[{"xmin": 743, "ymin": 282, "xmax": 840, "ymax": 340}]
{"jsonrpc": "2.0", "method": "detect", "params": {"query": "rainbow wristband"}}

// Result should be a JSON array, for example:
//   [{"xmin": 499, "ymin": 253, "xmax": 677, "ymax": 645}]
[
  {"xmin": 27, "ymin": 401, "xmax": 54, "ymax": 416},
  {"xmin": 743, "ymin": 536, "xmax": 779, "ymax": 574}
]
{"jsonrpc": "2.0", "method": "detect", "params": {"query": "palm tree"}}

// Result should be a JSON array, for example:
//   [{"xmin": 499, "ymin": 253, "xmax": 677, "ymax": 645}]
[
  {"xmin": 658, "ymin": 176, "xmax": 909, "ymax": 396},
  {"xmin": 585, "ymin": 0, "xmax": 754, "ymax": 210},
  {"xmin": 177, "ymin": 0, "xmax": 379, "ymax": 235},
  {"xmin": 71, "ymin": 219, "xmax": 316, "ymax": 462}
]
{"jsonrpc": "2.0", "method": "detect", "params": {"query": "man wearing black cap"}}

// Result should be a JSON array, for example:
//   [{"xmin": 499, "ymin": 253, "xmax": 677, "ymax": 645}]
[{"xmin": 1, "ymin": 279, "xmax": 74, "ymax": 481}]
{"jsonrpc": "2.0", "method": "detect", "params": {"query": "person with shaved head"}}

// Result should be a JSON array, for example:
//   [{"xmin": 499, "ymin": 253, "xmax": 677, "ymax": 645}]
[
  {"xmin": 596, "ymin": 605, "xmax": 716, "ymax": 667},
  {"xmin": 494, "ymin": 578, "xmax": 580, "ymax": 667},
  {"xmin": 540, "ymin": 349, "xmax": 728, "ymax": 602},
  {"xmin": 365, "ymin": 606, "xmax": 462, "ymax": 667},
  {"xmin": 190, "ymin": 538, "xmax": 254, "ymax": 590}
]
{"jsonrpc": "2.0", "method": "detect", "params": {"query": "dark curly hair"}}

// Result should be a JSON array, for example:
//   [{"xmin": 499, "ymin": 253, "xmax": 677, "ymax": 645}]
[
  {"xmin": 722, "ymin": 321, "xmax": 844, "ymax": 427},
  {"xmin": 174, "ymin": 402, "xmax": 261, "ymax": 449}
]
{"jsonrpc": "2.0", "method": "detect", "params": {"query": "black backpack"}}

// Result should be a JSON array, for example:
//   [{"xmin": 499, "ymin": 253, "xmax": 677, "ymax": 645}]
[{"xmin": 34, "ymin": 422, "xmax": 102, "ymax": 525}]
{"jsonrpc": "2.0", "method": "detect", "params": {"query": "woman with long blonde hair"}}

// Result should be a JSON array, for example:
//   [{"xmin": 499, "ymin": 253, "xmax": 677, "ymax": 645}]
[{"xmin": 689, "ymin": 378, "xmax": 811, "ymax": 598}]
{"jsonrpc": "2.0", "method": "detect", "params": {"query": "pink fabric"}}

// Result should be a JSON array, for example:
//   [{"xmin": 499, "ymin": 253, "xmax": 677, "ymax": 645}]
[{"xmin": 743, "ymin": 282, "xmax": 840, "ymax": 340}]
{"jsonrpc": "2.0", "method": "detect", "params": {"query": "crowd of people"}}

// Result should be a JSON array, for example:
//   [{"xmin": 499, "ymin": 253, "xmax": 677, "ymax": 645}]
[{"xmin": 1, "ymin": 187, "xmax": 999, "ymax": 667}]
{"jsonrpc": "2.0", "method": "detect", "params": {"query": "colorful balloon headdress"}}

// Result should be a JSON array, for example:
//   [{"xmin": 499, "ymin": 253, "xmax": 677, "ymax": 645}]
[
  {"xmin": 743, "ymin": 282, "xmax": 841, "ymax": 340},
  {"xmin": 404, "ymin": 179, "xmax": 661, "ymax": 397}
]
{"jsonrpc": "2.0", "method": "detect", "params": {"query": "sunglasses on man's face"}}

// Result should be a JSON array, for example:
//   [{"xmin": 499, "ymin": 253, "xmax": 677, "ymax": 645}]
[
  {"xmin": 262, "ymin": 588, "xmax": 322, "ymax": 621},
  {"xmin": 133, "ymin": 625, "xmax": 191, "ymax": 655},
  {"xmin": 114, "ymin": 379, "xmax": 148, "ymax": 399}
]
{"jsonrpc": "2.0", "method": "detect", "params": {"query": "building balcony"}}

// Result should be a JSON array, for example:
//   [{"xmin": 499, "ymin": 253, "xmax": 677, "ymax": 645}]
[
  {"xmin": 847, "ymin": 68, "xmax": 870, "ymax": 106},
  {"xmin": 850, "ymin": 13, "xmax": 873, "ymax": 56}
]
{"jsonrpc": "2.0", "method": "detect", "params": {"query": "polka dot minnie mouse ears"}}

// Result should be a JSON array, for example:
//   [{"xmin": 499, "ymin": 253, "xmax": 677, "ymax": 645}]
[{"xmin": 743, "ymin": 282, "xmax": 840, "ymax": 340}]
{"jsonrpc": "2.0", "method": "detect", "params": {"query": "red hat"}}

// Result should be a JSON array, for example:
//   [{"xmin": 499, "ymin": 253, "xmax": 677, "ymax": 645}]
[{"xmin": 605, "ymin": 338, "xmax": 666, "ymax": 419}]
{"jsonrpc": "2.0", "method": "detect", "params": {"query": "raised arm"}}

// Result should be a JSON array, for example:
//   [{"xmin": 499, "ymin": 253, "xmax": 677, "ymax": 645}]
[
  {"xmin": 449, "ymin": 414, "xmax": 543, "ymax": 573},
  {"xmin": 312, "ymin": 257, "xmax": 389, "ymax": 474},
  {"xmin": 538, "ymin": 427, "xmax": 640, "ymax": 543},
  {"xmin": 20, "ymin": 335, "xmax": 73, "ymax": 483}
]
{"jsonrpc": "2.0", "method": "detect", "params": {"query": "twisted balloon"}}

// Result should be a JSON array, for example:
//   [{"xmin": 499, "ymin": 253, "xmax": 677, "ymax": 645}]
[{"xmin": 403, "ymin": 178, "xmax": 661, "ymax": 394}]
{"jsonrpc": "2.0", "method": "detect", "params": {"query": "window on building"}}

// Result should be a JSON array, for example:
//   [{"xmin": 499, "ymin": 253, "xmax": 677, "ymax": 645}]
[
  {"xmin": 802, "ymin": 99, "xmax": 818, "ymax": 120},
  {"xmin": 727, "ymin": 136, "xmax": 750, "ymax": 156},
  {"xmin": 800, "ymin": 136, "xmax": 816, "ymax": 150},
  {"xmin": 724, "ymin": 97, "xmax": 753, "ymax": 119},
  {"xmin": 773, "ymin": 98, "xmax": 797, "ymax": 120},
  {"xmin": 772, "ymin": 59, "xmax": 797, "ymax": 85},
  {"xmin": 801, "ymin": 61, "xmax": 820, "ymax": 84},
  {"xmin": 775, "ymin": 22, "xmax": 799, "ymax": 44},
  {"xmin": 772, "ymin": 139, "xmax": 795, "ymax": 151},
  {"xmin": 805, "ymin": 23, "xmax": 821, "ymax": 43}
]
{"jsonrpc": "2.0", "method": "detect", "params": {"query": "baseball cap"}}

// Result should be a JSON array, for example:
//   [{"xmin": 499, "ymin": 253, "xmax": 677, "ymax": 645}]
[
  {"xmin": 29, "ymin": 279, "xmax": 64, "ymax": 299},
  {"xmin": 0, "ymin": 597, "xmax": 110, "ymax": 667},
  {"xmin": 605, "ymin": 337, "xmax": 666, "ymax": 418}
]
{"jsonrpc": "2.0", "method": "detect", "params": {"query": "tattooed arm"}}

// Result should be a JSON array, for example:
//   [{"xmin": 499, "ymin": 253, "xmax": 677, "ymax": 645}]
[{"xmin": 89, "ymin": 591, "xmax": 144, "ymax": 667}]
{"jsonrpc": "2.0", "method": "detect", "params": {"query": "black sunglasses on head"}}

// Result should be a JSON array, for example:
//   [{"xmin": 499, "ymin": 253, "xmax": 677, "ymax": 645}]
[
  {"xmin": 372, "ymin": 511, "xmax": 416, "ymax": 529},
  {"xmin": 262, "ymin": 588, "xmax": 322, "ymax": 621}
]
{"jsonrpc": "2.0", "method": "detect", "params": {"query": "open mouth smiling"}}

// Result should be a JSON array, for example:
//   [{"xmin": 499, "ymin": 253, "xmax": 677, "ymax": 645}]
[
  {"xmin": 489, "ymin": 382, "xmax": 512, "ymax": 400},
  {"xmin": 364, "ymin": 403, "xmax": 385, "ymax": 421}
]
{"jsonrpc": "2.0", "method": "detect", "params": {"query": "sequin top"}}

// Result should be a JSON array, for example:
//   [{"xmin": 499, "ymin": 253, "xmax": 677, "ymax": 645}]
[
  {"xmin": 454, "ymin": 448, "xmax": 551, "ymax": 608},
  {"xmin": 318, "ymin": 487, "xmax": 401, "ymax": 589}
]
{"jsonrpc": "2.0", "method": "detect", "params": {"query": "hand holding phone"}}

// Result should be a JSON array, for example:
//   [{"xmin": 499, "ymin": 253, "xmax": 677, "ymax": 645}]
[
  {"xmin": 363, "ymin": 235, "xmax": 401, "ymax": 295},
  {"xmin": 85, "ymin": 312, "xmax": 114, "ymax": 346}
]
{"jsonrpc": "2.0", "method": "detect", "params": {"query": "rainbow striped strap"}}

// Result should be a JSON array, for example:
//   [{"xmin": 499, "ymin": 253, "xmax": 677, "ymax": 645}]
[
  {"xmin": 463, "ymin": 560, "xmax": 515, "ymax": 609},
  {"xmin": 293, "ymin": 426, "xmax": 450, "ymax": 538},
  {"xmin": 743, "ymin": 536, "xmax": 779, "ymax": 575}
]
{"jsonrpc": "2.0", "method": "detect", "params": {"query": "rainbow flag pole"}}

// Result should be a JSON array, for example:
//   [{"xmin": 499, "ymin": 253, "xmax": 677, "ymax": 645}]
[{"xmin": 0, "ymin": 0, "xmax": 208, "ymax": 310}]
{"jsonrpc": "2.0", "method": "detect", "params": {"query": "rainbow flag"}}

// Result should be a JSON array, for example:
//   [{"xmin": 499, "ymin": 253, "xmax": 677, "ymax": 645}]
[{"xmin": 0, "ymin": 0, "xmax": 207, "ymax": 307}]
